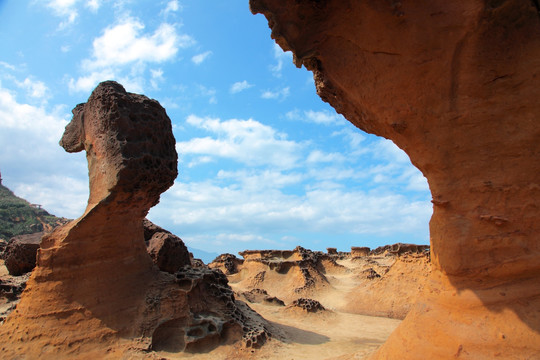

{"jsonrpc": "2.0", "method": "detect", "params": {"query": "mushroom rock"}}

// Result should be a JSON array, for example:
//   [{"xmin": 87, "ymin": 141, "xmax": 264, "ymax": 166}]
[
  {"xmin": 251, "ymin": 0, "xmax": 540, "ymax": 358},
  {"xmin": 0, "ymin": 81, "xmax": 270, "ymax": 358}
]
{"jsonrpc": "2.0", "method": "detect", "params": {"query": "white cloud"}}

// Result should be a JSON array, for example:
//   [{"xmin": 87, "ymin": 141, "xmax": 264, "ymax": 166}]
[
  {"xmin": 163, "ymin": 0, "xmax": 181, "ymax": 15},
  {"xmin": 306, "ymin": 150, "xmax": 346, "ymax": 164},
  {"xmin": 46, "ymin": 0, "xmax": 79, "ymax": 28},
  {"xmin": 15, "ymin": 78, "xmax": 49, "ymax": 100},
  {"xmin": 0, "ymin": 61, "xmax": 16, "ymax": 71},
  {"xmin": 191, "ymin": 51, "xmax": 212, "ymax": 65},
  {"xmin": 196, "ymin": 84, "xmax": 217, "ymax": 104},
  {"xmin": 150, "ymin": 68, "xmax": 164, "ymax": 89},
  {"xmin": 83, "ymin": 18, "xmax": 192, "ymax": 70},
  {"xmin": 305, "ymin": 109, "xmax": 345, "ymax": 125},
  {"xmin": 149, "ymin": 176, "xmax": 431, "ymax": 254},
  {"xmin": 217, "ymin": 169, "xmax": 304, "ymax": 190},
  {"xmin": 230, "ymin": 80, "xmax": 253, "ymax": 94},
  {"xmin": 332, "ymin": 127, "xmax": 367, "ymax": 153},
  {"xmin": 178, "ymin": 115, "xmax": 302, "ymax": 169},
  {"xmin": 0, "ymin": 85, "xmax": 88, "ymax": 218},
  {"xmin": 69, "ymin": 17, "xmax": 194, "ymax": 93},
  {"xmin": 68, "ymin": 69, "xmax": 115, "ymax": 93},
  {"xmin": 85, "ymin": 0, "xmax": 102, "ymax": 12},
  {"xmin": 261, "ymin": 87, "xmax": 290, "ymax": 101},
  {"xmin": 286, "ymin": 109, "xmax": 345, "ymax": 126},
  {"xmin": 270, "ymin": 43, "xmax": 292, "ymax": 77}
]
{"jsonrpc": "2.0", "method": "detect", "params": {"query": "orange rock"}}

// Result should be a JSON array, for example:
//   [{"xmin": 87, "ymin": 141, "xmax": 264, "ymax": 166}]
[
  {"xmin": 251, "ymin": 1, "xmax": 540, "ymax": 358},
  {"xmin": 0, "ymin": 81, "xmax": 271, "ymax": 358}
]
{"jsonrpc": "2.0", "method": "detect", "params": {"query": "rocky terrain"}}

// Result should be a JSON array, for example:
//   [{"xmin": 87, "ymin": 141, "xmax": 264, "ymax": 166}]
[
  {"xmin": 0, "ymin": 82, "xmax": 273, "ymax": 359},
  {"xmin": 251, "ymin": 0, "xmax": 540, "ymax": 358},
  {"xmin": 211, "ymin": 244, "xmax": 430, "ymax": 320}
]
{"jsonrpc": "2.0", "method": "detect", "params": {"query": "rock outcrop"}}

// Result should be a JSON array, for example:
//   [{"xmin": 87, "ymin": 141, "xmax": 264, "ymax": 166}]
[
  {"xmin": 288, "ymin": 298, "xmax": 326, "ymax": 313},
  {"xmin": 210, "ymin": 253, "xmax": 245, "ymax": 275},
  {"xmin": 0, "ymin": 81, "xmax": 271, "ymax": 358},
  {"xmin": 251, "ymin": 1, "xmax": 540, "ymax": 358},
  {"xmin": 143, "ymin": 219, "xmax": 191, "ymax": 274},
  {"xmin": 3, "ymin": 232, "xmax": 42, "ymax": 276},
  {"xmin": 221, "ymin": 244, "xmax": 429, "ymax": 320}
]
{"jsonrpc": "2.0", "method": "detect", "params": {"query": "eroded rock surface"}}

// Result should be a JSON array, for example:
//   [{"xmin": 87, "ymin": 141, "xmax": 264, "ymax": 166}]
[
  {"xmin": 4, "ymin": 232, "xmax": 42, "ymax": 276},
  {"xmin": 219, "ymin": 245, "xmax": 429, "ymax": 320},
  {"xmin": 0, "ymin": 81, "xmax": 272, "ymax": 358},
  {"xmin": 251, "ymin": 1, "xmax": 540, "ymax": 358},
  {"xmin": 289, "ymin": 298, "xmax": 326, "ymax": 313},
  {"xmin": 143, "ymin": 219, "xmax": 191, "ymax": 274}
]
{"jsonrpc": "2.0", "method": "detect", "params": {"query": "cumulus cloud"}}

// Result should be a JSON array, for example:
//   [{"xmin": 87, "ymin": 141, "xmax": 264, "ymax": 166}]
[
  {"xmin": 178, "ymin": 115, "xmax": 302, "ymax": 169},
  {"xmin": 150, "ymin": 68, "xmax": 164, "ymax": 89},
  {"xmin": 162, "ymin": 0, "xmax": 181, "ymax": 15},
  {"xmin": 261, "ymin": 87, "xmax": 290, "ymax": 101},
  {"xmin": 287, "ymin": 109, "xmax": 346, "ymax": 126},
  {"xmin": 69, "ymin": 17, "xmax": 194, "ymax": 93},
  {"xmin": 149, "ymin": 108, "xmax": 431, "ymax": 254},
  {"xmin": 150, "ymin": 175, "xmax": 431, "ymax": 254},
  {"xmin": 46, "ymin": 0, "xmax": 79, "ymax": 28},
  {"xmin": 83, "ymin": 18, "xmax": 192, "ymax": 70},
  {"xmin": 16, "ymin": 78, "xmax": 49, "ymax": 100},
  {"xmin": 191, "ymin": 51, "xmax": 212, "ymax": 65},
  {"xmin": 0, "ymin": 84, "xmax": 88, "ymax": 218},
  {"xmin": 230, "ymin": 80, "xmax": 253, "ymax": 94},
  {"xmin": 270, "ymin": 43, "xmax": 292, "ymax": 77},
  {"xmin": 85, "ymin": 0, "xmax": 102, "ymax": 12},
  {"xmin": 306, "ymin": 150, "xmax": 346, "ymax": 164}
]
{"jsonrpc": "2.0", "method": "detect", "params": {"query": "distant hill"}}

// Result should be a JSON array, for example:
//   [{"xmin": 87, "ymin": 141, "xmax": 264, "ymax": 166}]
[{"xmin": 0, "ymin": 182, "xmax": 69, "ymax": 241}]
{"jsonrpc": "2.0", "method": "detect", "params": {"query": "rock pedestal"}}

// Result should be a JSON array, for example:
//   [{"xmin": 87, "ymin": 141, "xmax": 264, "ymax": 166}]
[
  {"xmin": 0, "ymin": 82, "xmax": 270, "ymax": 358},
  {"xmin": 251, "ymin": 1, "xmax": 540, "ymax": 358}
]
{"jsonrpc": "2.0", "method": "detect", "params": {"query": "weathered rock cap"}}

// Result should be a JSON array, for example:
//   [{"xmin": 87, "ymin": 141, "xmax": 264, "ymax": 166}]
[{"xmin": 60, "ymin": 80, "xmax": 178, "ymax": 212}]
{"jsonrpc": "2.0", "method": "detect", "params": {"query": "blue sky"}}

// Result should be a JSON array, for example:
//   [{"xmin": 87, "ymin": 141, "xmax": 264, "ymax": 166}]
[{"xmin": 0, "ymin": 0, "xmax": 432, "ymax": 256}]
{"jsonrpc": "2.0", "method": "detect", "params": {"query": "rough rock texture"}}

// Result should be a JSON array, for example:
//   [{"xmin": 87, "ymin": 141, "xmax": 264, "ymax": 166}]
[
  {"xmin": 237, "ymin": 288, "xmax": 285, "ymax": 307},
  {"xmin": 209, "ymin": 253, "xmax": 244, "ymax": 275},
  {"xmin": 251, "ymin": 1, "xmax": 540, "ymax": 358},
  {"xmin": 289, "ymin": 298, "xmax": 326, "ymax": 313},
  {"xmin": 233, "ymin": 246, "xmax": 339, "ymax": 297},
  {"xmin": 225, "ymin": 245, "xmax": 429, "ymax": 320},
  {"xmin": 0, "ymin": 81, "xmax": 271, "ymax": 358},
  {"xmin": 370, "ymin": 243, "xmax": 429, "ymax": 256},
  {"xmin": 143, "ymin": 219, "xmax": 191, "ymax": 274},
  {"xmin": 350, "ymin": 246, "xmax": 370, "ymax": 257},
  {"xmin": 4, "ymin": 232, "xmax": 43, "ymax": 276}
]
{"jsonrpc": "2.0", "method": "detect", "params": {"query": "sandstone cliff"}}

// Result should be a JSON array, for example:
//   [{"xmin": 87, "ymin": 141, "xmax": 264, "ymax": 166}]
[{"xmin": 250, "ymin": 1, "xmax": 540, "ymax": 358}]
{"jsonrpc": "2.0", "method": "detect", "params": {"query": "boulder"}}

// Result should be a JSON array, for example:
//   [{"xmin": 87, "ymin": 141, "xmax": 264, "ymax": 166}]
[
  {"xmin": 4, "ymin": 232, "xmax": 42, "ymax": 276},
  {"xmin": 146, "ymin": 232, "xmax": 191, "ymax": 274}
]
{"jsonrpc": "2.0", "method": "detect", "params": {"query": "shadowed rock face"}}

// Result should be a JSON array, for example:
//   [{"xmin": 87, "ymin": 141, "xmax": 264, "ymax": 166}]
[
  {"xmin": 0, "ymin": 81, "xmax": 271, "ymax": 358},
  {"xmin": 250, "ymin": 0, "xmax": 540, "ymax": 358}
]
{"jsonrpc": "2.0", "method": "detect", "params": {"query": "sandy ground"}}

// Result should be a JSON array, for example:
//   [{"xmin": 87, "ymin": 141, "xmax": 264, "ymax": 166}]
[
  {"xmin": 145, "ymin": 302, "xmax": 400, "ymax": 360},
  {"xmin": 0, "ymin": 258, "xmax": 401, "ymax": 360},
  {"xmin": 145, "ymin": 256, "xmax": 403, "ymax": 360}
]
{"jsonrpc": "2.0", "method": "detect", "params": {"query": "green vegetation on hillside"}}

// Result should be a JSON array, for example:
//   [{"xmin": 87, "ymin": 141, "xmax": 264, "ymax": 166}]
[{"xmin": 0, "ymin": 183, "xmax": 69, "ymax": 241}]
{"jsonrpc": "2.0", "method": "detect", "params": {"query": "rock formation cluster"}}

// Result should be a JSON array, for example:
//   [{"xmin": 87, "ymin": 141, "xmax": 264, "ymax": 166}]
[
  {"xmin": 0, "ymin": 81, "xmax": 272, "ymax": 358},
  {"xmin": 211, "ymin": 244, "xmax": 430, "ymax": 320},
  {"xmin": 250, "ymin": 0, "xmax": 540, "ymax": 358}
]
